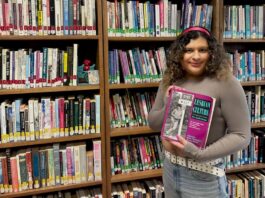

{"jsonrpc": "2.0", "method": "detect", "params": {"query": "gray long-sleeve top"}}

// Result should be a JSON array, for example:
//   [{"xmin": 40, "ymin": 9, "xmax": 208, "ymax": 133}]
[{"xmin": 148, "ymin": 75, "xmax": 251, "ymax": 162}]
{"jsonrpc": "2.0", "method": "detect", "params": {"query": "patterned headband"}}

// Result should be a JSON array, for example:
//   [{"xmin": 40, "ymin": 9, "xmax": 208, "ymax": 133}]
[{"xmin": 182, "ymin": 27, "xmax": 211, "ymax": 36}]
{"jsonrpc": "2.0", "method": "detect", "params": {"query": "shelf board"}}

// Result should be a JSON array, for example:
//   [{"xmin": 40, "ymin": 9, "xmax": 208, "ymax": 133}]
[
  {"xmin": 0, "ymin": 85, "xmax": 100, "ymax": 95},
  {"xmin": 241, "ymin": 81, "xmax": 265, "ymax": 86},
  {"xmin": 0, "ymin": 35, "xmax": 99, "ymax": 40},
  {"xmin": 111, "ymin": 169, "xmax": 162, "ymax": 183},
  {"xmin": 223, "ymin": 39, "xmax": 265, "ymax": 43},
  {"xmin": 108, "ymin": 37, "xmax": 176, "ymax": 42},
  {"xmin": 111, "ymin": 126, "xmax": 159, "ymax": 137},
  {"xmin": 251, "ymin": 122, "xmax": 265, "ymax": 129},
  {"xmin": 0, "ymin": 181, "xmax": 102, "ymax": 198},
  {"xmin": 226, "ymin": 163, "xmax": 265, "ymax": 174},
  {"xmin": 109, "ymin": 82, "xmax": 159, "ymax": 89},
  {"xmin": 0, "ymin": 134, "xmax": 101, "ymax": 149}
]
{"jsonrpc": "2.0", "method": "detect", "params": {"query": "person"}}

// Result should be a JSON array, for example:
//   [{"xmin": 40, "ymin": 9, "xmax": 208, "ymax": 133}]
[
  {"xmin": 148, "ymin": 26, "xmax": 251, "ymax": 198},
  {"xmin": 166, "ymin": 104, "xmax": 183, "ymax": 137}
]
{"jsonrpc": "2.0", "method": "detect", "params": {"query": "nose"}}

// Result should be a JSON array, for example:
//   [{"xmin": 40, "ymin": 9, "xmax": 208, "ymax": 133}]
[{"xmin": 192, "ymin": 50, "xmax": 200, "ymax": 59}]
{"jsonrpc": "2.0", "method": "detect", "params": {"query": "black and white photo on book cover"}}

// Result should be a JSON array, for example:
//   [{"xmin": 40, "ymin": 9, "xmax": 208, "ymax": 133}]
[{"xmin": 163, "ymin": 91, "xmax": 194, "ymax": 140}]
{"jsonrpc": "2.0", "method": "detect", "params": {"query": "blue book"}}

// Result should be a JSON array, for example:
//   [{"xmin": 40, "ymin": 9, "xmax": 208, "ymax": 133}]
[
  {"xmin": 63, "ymin": 0, "xmax": 69, "ymax": 35},
  {"xmin": 32, "ymin": 148, "xmax": 40, "ymax": 189},
  {"xmin": 39, "ymin": 149, "xmax": 47, "ymax": 188}
]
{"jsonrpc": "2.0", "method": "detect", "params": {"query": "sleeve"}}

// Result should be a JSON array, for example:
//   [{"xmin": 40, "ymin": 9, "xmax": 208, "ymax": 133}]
[
  {"xmin": 148, "ymin": 83, "xmax": 167, "ymax": 131},
  {"xmin": 184, "ymin": 76, "xmax": 251, "ymax": 162}
]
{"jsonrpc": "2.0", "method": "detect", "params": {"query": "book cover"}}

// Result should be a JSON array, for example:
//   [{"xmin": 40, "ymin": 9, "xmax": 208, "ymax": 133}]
[{"xmin": 161, "ymin": 87, "xmax": 216, "ymax": 149}]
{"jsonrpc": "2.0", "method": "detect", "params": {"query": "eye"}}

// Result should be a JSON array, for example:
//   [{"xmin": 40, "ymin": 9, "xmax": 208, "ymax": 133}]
[
  {"xmin": 184, "ymin": 49, "xmax": 193, "ymax": 53},
  {"xmin": 199, "ymin": 48, "xmax": 209, "ymax": 53}
]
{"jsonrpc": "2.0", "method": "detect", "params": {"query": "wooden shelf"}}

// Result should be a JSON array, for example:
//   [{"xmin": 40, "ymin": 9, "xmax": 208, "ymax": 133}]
[
  {"xmin": 251, "ymin": 122, "xmax": 265, "ymax": 129},
  {"xmin": 111, "ymin": 169, "xmax": 162, "ymax": 183},
  {"xmin": 108, "ymin": 37, "xmax": 176, "ymax": 42},
  {"xmin": 109, "ymin": 82, "xmax": 159, "ymax": 89},
  {"xmin": 223, "ymin": 39, "xmax": 265, "ymax": 43},
  {"xmin": 226, "ymin": 163, "xmax": 265, "ymax": 174},
  {"xmin": 0, "ymin": 85, "xmax": 100, "ymax": 95},
  {"xmin": 0, "ymin": 181, "xmax": 102, "ymax": 198},
  {"xmin": 0, "ymin": 134, "xmax": 101, "ymax": 149},
  {"xmin": 241, "ymin": 81, "xmax": 265, "ymax": 87},
  {"xmin": 0, "ymin": 35, "xmax": 99, "ymax": 41},
  {"xmin": 111, "ymin": 126, "xmax": 159, "ymax": 137}
]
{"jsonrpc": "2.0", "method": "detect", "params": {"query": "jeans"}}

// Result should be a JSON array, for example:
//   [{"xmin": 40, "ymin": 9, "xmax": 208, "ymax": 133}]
[{"xmin": 163, "ymin": 158, "xmax": 228, "ymax": 198}]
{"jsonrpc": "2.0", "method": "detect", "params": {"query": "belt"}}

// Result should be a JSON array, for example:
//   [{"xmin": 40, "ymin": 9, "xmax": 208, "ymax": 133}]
[{"xmin": 165, "ymin": 150, "xmax": 225, "ymax": 177}]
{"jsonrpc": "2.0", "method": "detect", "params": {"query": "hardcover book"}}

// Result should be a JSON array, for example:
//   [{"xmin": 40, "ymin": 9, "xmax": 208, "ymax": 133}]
[{"xmin": 161, "ymin": 87, "xmax": 216, "ymax": 149}]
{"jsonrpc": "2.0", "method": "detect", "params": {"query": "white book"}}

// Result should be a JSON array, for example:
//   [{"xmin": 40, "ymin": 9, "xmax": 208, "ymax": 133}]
[
  {"xmin": 95, "ymin": 95, "xmax": 100, "ymax": 133},
  {"xmin": 31, "ymin": 0, "xmax": 37, "ymax": 35},
  {"xmin": 155, "ymin": 4, "xmax": 160, "ymax": 37},
  {"xmin": 80, "ymin": 3, "xmax": 85, "ymax": 35},
  {"xmin": 74, "ymin": 145, "xmax": 81, "ymax": 183},
  {"xmin": 0, "ymin": 101, "xmax": 7, "ymax": 143},
  {"xmin": 42, "ymin": 0, "xmax": 48, "ymax": 35},
  {"xmin": 79, "ymin": 144, "xmax": 87, "ymax": 182},
  {"xmin": 86, "ymin": 0, "xmax": 92, "ymax": 35},
  {"xmin": 55, "ymin": 0, "xmax": 61, "ymax": 35},
  {"xmin": 33, "ymin": 99, "xmax": 39, "ymax": 140},
  {"xmin": 28, "ymin": 99, "xmax": 35, "ymax": 141},
  {"xmin": 91, "ymin": 0, "xmax": 96, "ymax": 35},
  {"xmin": 163, "ymin": 0, "xmax": 168, "ymax": 36},
  {"xmin": 72, "ymin": 44, "xmax": 78, "ymax": 86},
  {"xmin": 22, "ymin": 0, "xmax": 29, "ymax": 36}
]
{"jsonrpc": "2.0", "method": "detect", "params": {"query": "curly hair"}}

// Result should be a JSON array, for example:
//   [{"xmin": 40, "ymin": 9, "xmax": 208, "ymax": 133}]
[{"xmin": 162, "ymin": 29, "xmax": 232, "ymax": 88}]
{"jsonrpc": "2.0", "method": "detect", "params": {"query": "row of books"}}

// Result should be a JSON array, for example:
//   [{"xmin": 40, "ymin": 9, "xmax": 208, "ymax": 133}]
[
  {"xmin": 108, "ymin": 47, "xmax": 167, "ymax": 84},
  {"xmin": 0, "ymin": 141, "xmax": 102, "ymax": 194},
  {"xmin": 227, "ymin": 170, "xmax": 265, "ymax": 198},
  {"xmin": 107, "ymin": 0, "xmax": 212, "ymax": 37},
  {"xmin": 223, "ymin": 5, "xmax": 265, "ymax": 39},
  {"xmin": 225, "ymin": 132, "xmax": 262, "ymax": 169},
  {"xmin": 112, "ymin": 179, "xmax": 164, "ymax": 198},
  {"xmin": 0, "ymin": 44, "xmax": 80, "ymax": 89},
  {"xmin": 32, "ymin": 187, "xmax": 103, "ymax": 198},
  {"xmin": 110, "ymin": 135, "xmax": 163, "ymax": 175},
  {"xmin": 245, "ymin": 86, "xmax": 264, "ymax": 124},
  {"xmin": 0, "ymin": 95, "xmax": 100, "ymax": 144},
  {"xmin": 0, "ymin": 0, "xmax": 96, "ymax": 36},
  {"xmin": 228, "ymin": 50, "xmax": 265, "ymax": 82},
  {"xmin": 110, "ymin": 91, "xmax": 156, "ymax": 128}
]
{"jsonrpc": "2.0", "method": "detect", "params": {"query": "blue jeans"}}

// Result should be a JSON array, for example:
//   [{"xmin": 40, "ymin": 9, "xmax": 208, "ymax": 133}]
[{"xmin": 163, "ymin": 158, "xmax": 228, "ymax": 198}]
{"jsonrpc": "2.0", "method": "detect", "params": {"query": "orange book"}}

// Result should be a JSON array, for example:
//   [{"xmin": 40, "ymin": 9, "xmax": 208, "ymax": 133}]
[{"xmin": 10, "ymin": 157, "xmax": 19, "ymax": 192}]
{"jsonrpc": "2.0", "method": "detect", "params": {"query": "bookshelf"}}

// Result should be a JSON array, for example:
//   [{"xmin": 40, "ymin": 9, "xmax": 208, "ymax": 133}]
[
  {"xmin": 102, "ymin": 0, "xmax": 221, "ymax": 196},
  {"xmin": 0, "ymin": 0, "xmax": 106, "ymax": 197}
]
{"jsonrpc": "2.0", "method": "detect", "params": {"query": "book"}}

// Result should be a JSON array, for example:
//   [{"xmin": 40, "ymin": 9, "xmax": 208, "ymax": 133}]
[{"xmin": 161, "ymin": 87, "xmax": 216, "ymax": 149}]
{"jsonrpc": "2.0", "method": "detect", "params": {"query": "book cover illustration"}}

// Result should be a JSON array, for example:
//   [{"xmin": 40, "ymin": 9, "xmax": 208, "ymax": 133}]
[{"xmin": 161, "ymin": 87, "xmax": 216, "ymax": 149}]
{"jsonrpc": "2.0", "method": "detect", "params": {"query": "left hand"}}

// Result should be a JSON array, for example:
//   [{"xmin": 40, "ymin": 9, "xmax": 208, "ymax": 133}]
[{"xmin": 162, "ymin": 135, "xmax": 188, "ymax": 157}]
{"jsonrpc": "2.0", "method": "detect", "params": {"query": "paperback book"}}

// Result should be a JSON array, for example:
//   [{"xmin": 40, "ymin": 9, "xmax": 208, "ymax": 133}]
[{"xmin": 161, "ymin": 87, "xmax": 216, "ymax": 149}]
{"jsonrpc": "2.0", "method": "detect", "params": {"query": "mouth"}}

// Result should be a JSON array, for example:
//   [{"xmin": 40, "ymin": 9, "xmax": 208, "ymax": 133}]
[{"xmin": 190, "ymin": 62, "xmax": 201, "ymax": 67}]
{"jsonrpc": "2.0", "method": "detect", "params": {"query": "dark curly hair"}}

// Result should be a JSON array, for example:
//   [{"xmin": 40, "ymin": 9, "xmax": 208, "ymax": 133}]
[{"xmin": 162, "ymin": 28, "xmax": 231, "ymax": 88}]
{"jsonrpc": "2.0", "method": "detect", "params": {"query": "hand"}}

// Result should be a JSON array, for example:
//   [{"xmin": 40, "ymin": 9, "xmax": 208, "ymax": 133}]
[
  {"xmin": 164, "ymin": 85, "xmax": 178, "ymax": 105},
  {"xmin": 162, "ymin": 135, "xmax": 188, "ymax": 157}
]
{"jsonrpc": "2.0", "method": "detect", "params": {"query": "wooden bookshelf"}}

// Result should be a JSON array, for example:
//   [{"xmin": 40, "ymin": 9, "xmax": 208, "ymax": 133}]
[
  {"xmin": 226, "ymin": 164, "xmax": 265, "ymax": 174},
  {"xmin": 0, "ymin": 85, "xmax": 100, "ymax": 96},
  {"xmin": 111, "ymin": 126, "xmax": 159, "ymax": 137},
  {"xmin": 0, "ymin": 134, "xmax": 101, "ymax": 149},
  {"xmin": 0, "ymin": 0, "xmax": 106, "ymax": 197},
  {"xmin": 0, "ymin": 181, "xmax": 102, "ymax": 198},
  {"xmin": 0, "ymin": 35, "xmax": 100, "ymax": 41},
  {"xmin": 102, "ymin": 0, "xmax": 222, "ymax": 196},
  {"xmin": 111, "ymin": 169, "xmax": 163, "ymax": 184}
]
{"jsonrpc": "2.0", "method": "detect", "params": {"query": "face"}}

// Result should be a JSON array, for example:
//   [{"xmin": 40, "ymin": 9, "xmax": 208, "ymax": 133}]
[{"xmin": 180, "ymin": 37, "xmax": 210, "ymax": 78}]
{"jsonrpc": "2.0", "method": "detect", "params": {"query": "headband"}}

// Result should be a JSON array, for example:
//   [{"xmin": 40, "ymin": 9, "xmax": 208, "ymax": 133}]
[{"xmin": 182, "ymin": 27, "xmax": 210, "ymax": 36}]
